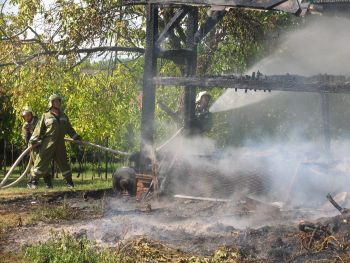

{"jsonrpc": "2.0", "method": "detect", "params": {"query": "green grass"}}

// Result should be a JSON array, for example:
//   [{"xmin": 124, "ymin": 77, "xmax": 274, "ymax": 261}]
[
  {"xmin": 22, "ymin": 232, "xmax": 243, "ymax": 263},
  {"xmin": 0, "ymin": 166, "xmax": 115, "ymax": 198},
  {"xmin": 23, "ymin": 231, "xmax": 131, "ymax": 263}
]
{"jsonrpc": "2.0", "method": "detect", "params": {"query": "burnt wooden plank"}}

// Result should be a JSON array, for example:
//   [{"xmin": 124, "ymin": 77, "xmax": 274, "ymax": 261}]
[
  {"xmin": 148, "ymin": 0, "xmax": 289, "ymax": 9},
  {"xmin": 153, "ymin": 75, "xmax": 350, "ymax": 93}
]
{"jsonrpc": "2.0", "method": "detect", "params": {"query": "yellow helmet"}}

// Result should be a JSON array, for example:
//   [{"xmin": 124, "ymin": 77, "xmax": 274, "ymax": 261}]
[
  {"xmin": 21, "ymin": 106, "xmax": 33, "ymax": 116},
  {"xmin": 196, "ymin": 91, "xmax": 211, "ymax": 103},
  {"xmin": 48, "ymin": 94, "xmax": 62, "ymax": 108}
]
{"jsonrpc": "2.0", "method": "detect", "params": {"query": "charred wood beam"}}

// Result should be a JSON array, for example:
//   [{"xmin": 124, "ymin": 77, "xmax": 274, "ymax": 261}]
[
  {"xmin": 194, "ymin": 10, "xmax": 226, "ymax": 45},
  {"xmin": 152, "ymin": 75, "xmax": 350, "ymax": 93},
  {"xmin": 140, "ymin": 4, "xmax": 158, "ymax": 170},
  {"xmin": 156, "ymin": 7, "xmax": 189, "ymax": 47},
  {"xmin": 312, "ymin": 0, "xmax": 350, "ymax": 4},
  {"xmin": 149, "ymin": 0, "xmax": 289, "ymax": 10},
  {"xmin": 184, "ymin": 6, "xmax": 198, "ymax": 134}
]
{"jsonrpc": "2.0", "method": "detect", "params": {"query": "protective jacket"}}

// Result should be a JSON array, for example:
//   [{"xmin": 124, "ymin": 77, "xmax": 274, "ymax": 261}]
[
  {"xmin": 194, "ymin": 107, "xmax": 212, "ymax": 134},
  {"xmin": 22, "ymin": 116, "xmax": 38, "ymax": 145},
  {"xmin": 29, "ymin": 110, "xmax": 79, "ymax": 179}
]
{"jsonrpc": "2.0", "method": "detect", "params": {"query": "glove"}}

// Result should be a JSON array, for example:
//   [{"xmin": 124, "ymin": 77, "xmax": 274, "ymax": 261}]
[
  {"xmin": 24, "ymin": 123, "xmax": 30, "ymax": 130},
  {"xmin": 29, "ymin": 139, "xmax": 41, "ymax": 147}
]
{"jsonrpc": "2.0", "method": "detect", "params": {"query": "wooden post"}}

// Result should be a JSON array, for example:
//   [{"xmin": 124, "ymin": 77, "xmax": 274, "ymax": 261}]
[
  {"xmin": 140, "ymin": 3, "xmax": 158, "ymax": 172},
  {"xmin": 184, "ymin": 7, "xmax": 198, "ymax": 135}
]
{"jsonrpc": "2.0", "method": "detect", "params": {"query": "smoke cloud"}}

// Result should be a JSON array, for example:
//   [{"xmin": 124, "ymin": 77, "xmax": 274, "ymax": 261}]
[{"xmin": 249, "ymin": 16, "xmax": 350, "ymax": 76}]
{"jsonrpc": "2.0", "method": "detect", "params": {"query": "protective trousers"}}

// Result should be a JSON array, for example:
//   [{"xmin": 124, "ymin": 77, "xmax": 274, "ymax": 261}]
[{"xmin": 31, "ymin": 138, "xmax": 72, "ymax": 181}]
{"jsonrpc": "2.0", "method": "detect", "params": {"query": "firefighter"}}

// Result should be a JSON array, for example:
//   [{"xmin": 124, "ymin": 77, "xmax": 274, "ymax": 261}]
[
  {"xmin": 21, "ymin": 106, "xmax": 54, "ymax": 188},
  {"xmin": 27, "ymin": 94, "xmax": 81, "ymax": 189},
  {"xmin": 21, "ymin": 106, "xmax": 38, "ymax": 145},
  {"xmin": 193, "ymin": 91, "xmax": 212, "ymax": 134}
]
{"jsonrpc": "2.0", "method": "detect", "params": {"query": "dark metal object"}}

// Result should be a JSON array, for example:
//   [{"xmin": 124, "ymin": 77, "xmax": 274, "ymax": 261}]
[{"xmin": 326, "ymin": 193, "xmax": 349, "ymax": 214}]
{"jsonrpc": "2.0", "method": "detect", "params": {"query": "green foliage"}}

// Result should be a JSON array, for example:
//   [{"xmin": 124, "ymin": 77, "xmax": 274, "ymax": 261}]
[{"xmin": 1, "ymin": 58, "xmax": 142, "ymax": 151}]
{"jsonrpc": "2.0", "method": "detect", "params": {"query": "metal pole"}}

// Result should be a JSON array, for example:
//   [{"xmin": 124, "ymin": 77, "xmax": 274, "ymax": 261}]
[
  {"xmin": 184, "ymin": 6, "xmax": 198, "ymax": 135},
  {"xmin": 140, "ymin": 3, "xmax": 158, "ymax": 171}
]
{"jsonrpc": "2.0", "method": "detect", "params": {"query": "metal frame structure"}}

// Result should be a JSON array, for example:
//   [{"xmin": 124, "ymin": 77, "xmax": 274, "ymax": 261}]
[{"xmin": 133, "ymin": 0, "xmax": 350, "ymax": 168}]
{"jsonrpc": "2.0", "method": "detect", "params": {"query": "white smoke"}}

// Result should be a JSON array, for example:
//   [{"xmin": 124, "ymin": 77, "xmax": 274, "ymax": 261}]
[{"xmin": 249, "ymin": 16, "xmax": 350, "ymax": 76}]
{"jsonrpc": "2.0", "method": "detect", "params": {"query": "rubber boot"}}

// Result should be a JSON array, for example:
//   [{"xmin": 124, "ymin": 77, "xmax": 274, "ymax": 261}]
[
  {"xmin": 64, "ymin": 177, "xmax": 74, "ymax": 188},
  {"xmin": 43, "ymin": 175, "xmax": 53, "ymax": 189},
  {"xmin": 27, "ymin": 177, "xmax": 38, "ymax": 189}
]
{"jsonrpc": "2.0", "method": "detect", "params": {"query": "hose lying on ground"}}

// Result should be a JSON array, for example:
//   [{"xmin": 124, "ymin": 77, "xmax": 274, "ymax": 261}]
[
  {"xmin": 0, "ymin": 139, "xmax": 130, "ymax": 189},
  {"xmin": 0, "ymin": 143, "xmax": 39, "ymax": 188},
  {"xmin": 1, "ymin": 155, "xmax": 33, "ymax": 189}
]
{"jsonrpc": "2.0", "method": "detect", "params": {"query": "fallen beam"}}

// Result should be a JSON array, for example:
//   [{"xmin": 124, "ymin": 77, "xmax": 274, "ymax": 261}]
[{"xmin": 174, "ymin": 194, "xmax": 231, "ymax": 202}]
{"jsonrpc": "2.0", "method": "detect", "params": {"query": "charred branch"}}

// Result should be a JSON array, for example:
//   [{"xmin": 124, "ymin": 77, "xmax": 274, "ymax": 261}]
[{"xmin": 152, "ymin": 74, "xmax": 350, "ymax": 94}]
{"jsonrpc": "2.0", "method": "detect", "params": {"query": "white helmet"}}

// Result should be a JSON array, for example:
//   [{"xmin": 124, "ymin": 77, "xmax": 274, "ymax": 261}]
[{"xmin": 21, "ymin": 106, "xmax": 33, "ymax": 116}]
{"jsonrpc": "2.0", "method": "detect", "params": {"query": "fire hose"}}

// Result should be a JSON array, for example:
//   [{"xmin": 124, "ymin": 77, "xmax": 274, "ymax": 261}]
[
  {"xmin": 0, "ymin": 139, "xmax": 130, "ymax": 189},
  {"xmin": 0, "ymin": 143, "xmax": 39, "ymax": 188}
]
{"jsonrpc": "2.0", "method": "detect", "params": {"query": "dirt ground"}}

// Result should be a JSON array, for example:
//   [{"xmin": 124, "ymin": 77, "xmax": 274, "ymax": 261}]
[{"xmin": 1, "ymin": 189, "xmax": 350, "ymax": 262}]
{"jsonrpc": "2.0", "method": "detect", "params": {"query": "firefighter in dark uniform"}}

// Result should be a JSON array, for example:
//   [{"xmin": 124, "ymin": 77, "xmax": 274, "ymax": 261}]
[
  {"xmin": 27, "ymin": 94, "xmax": 81, "ymax": 189},
  {"xmin": 193, "ymin": 91, "xmax": 212, "ymax": 134}
]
